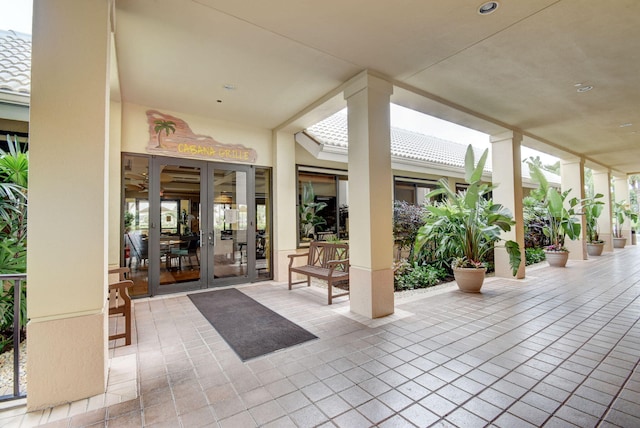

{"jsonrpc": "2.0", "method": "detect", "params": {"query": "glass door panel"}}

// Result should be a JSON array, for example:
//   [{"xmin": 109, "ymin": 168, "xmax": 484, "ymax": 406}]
[
  {"xmin": 123, "ymin": 155, "xmax": 150, "ymax": 297},
  {"xmin": 157, "ymin": 162, "xmax": 202, "ymax": 293},
  {"xmin": 255, "ymin": 168, "xmax": 271, "ymax": 279},
  {"xmin": 123, "ymin": 155, "xmax": 273, "ymax": 295},
  {"xmin": 209, "ymin": 168, "xmax": 249, "ymax": 282}
]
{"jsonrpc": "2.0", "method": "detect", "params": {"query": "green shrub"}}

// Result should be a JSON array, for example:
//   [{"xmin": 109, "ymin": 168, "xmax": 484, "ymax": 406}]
[
  {"xmin": 0, "ymin": 135, "xmax": 28, "ymax": 353},
  {"xmin": 525, "ymin": 247, "xmax": 546, "ymax": 265},
  {"xmin": 393, "ymin": 200, "xmax": 427, "ymax": 260},
  {"xmin": 394, "ymin": 261, "xmax": 448, "ymax": 291}
]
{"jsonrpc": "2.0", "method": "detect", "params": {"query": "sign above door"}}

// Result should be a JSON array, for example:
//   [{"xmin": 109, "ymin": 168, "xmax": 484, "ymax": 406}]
[{"xmin": 145, "ymin": 110, "xmax": 258, "ymax": 164}]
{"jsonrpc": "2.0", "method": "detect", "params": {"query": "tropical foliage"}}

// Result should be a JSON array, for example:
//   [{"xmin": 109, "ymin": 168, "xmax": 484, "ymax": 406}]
[
  {"xmin": 0, "ymin": 135, "xmax": 28, "ymax": 352},
  {"xmin": 527, "ymin": 163, "xmax": 581, "ymax": 251},
  {"xmin": 581, "ymin": 193, "xmax": 604, "ymax": 243},
  {"xmin": 299, "ymin": 182, "xmax": 327, "ymax": 240},
  {"xmin": 393, "ymin": 260, "xmax": 447, "ymax": 291},
  {"xmin": 525, "ymin": 247, "xmax": 546, "ymax": 265},
  {"xmin": 414, "ymin": 145, "xmax": 521, "ymax": 275},
  {"xmin": 393, "ymin": 201, "xmax": 427, "ymax": 261},
  {"xmin": 612, "ymin": 200, "xmax": 638, "ymax": 238}
]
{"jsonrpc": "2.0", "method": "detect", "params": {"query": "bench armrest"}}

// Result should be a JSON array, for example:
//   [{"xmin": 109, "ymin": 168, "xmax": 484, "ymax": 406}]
[
  {"xmin": 108, "ymin": 267, "xmax": 130, "ymax": 281},
  {"xmin": 288, "ymin": 252, "xmax": 309, "ymax": 267},
  {"xmin": 109, "ymin": 280, "xmax": 134, "ymax": 308},
  {"xmin": 327, "ymin": 258, "xmax": 349, "ymax": 273}
]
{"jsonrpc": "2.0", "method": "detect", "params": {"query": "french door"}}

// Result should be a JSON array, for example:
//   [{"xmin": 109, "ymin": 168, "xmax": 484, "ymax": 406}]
[{"xmin": 123, "ymin": 154, "xmax": 271, "ymax": 296}]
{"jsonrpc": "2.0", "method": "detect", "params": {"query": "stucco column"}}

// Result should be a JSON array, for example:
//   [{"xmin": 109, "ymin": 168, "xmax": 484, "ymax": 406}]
[
  {"xmin": 109, "ymin": 99, "xmax": 122, "ymax": 266},
  {"xmin": 592, "ymin": 169, "xmax": 613, "ymax": 251},
  {"xmin": 273, "ymin": 131, "xmax": 298, "ymax": 281},
  {"xmin": 490, "ymin": 131, "xmax": 525, "ymax": 279},
  {"xmin": 560, "ymin": 158, "xmax": 586, "ymax": 259},
  {"xmin": 344, "ymin": 73, "xmax": 394, "ymax": 319},
  {"xmin": 27, "ymin": 0, "xmax": 112, "ymax": 410},
  {"xmin": 613, "ymin": 174, "xmax": 632, "ymax": 241}
]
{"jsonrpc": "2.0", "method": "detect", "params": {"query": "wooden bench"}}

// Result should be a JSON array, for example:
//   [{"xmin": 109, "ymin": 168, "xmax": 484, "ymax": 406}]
[
  {"xmin": 108, "ymin": 267, "xmax": 134, "ymax": 346},
  {"xmin": 288, "ymin": 241, "xmax": 349, "ymax": 304}
]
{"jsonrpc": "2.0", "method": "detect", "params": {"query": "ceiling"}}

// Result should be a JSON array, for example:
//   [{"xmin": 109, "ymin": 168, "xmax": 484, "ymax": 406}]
[{"xmin": 114, "ymin": 0, "xmax": 640, "ymax": 174}]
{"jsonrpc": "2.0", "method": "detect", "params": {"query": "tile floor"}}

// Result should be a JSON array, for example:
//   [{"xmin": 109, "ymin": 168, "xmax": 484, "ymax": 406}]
[{"xmin": 3, "ymin": 245, "xmax": 640, "ymax": 427}]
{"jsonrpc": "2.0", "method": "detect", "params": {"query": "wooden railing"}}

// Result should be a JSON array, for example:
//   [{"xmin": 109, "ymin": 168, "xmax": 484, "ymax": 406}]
[{"xmin": 0, "ymin": 274, "xmax": 26, "ymax": 402}]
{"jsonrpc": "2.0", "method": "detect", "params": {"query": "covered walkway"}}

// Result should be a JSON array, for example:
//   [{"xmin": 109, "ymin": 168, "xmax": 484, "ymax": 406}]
[{"xmin": 5, "ymin": 246, "xmax": 640, "ymax": 427}]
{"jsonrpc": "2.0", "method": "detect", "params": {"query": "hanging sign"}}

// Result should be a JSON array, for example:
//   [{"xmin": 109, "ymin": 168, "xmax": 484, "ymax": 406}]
[{"xmin": 145, "ymin": 110, "xmax": 258, "ymax": 163}]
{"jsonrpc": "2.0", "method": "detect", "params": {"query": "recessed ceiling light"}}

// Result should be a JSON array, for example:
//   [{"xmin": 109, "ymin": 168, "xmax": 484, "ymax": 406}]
[
  {"xmin": 576, "ymin": 85, "xmax": 593, "ymax": 93},
  {"xmin": 478, "ymin": 1, "xmax": 499, "ymax": 15},
  {"xmin": 223, "ymin": 84, "xmax": 236, "ymax": 91},
  {"xmin": 619, "ymin": 123, "xmax": 633, "ymax": 128}
]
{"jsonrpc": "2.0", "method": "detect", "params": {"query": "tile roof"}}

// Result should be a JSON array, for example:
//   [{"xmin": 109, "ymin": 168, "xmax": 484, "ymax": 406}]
[
  {"xmin": 305, "ymin": 110, "xmax": 560, "ymax": 184},
  {"xmin": 0, "ymin": 30, "xmax": 31, "ymax": 96},
  {"xmin": 306, "ymin": 110, "xmax": 492, "ymax": 172}
]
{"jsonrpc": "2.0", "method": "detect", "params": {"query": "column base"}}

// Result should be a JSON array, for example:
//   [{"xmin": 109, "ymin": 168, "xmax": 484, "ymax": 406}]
[
  {"xmin": 27, "ymin": 312, "xmax": 107, "ymax": 411},
  {"xmin": 565, "ymin": 239, "xmax": 586, "ymax": 260},
  {"xmin": 349, "ymin": 266, "xmax": 394, "ymax": 319},
  {"xmin": 274, "ymin": 249, "xmax": 300, "ymax": 283}
]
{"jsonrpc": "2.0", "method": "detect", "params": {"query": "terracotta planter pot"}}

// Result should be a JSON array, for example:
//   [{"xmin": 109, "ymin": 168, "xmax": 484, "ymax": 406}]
[
  {"xmin": 613, "ymin": 237, "xmax": 626, "ymax": 248},
  {"xmin": 545, "ymin": 250, "xmax": 569, "ymax": 267},
  {"xmin": 453, "ymin": 267, "xmax": 487, "ymax": 293},
  {"xmin": 586, "ymin": 242, "xmax": 604, "ymax": 257}
]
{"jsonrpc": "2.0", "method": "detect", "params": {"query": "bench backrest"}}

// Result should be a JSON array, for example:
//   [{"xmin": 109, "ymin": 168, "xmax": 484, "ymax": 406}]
[{"xmin": 307, "ymin": 242, "xmax": 349, "ymax": 270}]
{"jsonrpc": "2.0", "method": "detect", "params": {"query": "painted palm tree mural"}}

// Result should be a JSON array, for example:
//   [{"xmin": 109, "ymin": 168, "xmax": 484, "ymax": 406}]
[{"xmin": 154, "ymin": 119, "xmax": 176, "ymax": 148}]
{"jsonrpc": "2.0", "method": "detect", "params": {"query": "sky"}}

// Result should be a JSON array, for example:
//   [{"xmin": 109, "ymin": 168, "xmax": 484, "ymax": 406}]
[
  {"xmin": 0, "ymin": 1, "xmax": 558, "ymax": 166},
  {"xmin": 0, "ymin": 0, "xmax": 32, "ymax": 34}
]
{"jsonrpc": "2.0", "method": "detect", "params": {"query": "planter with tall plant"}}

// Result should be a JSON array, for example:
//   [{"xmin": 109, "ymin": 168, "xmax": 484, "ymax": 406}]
[
  {"xmin": 581, "ymin": 193, "xmax": 605, "ymax": 256},
  {"xmin": 528, "ymin": 163, "xmax": 581, "ymax": 267},
  {"xmin": 612, "ymin": 200, "xmax": 637, "ymax": 248},
  {"xmin": 414, "ymin": 145, "xmax": 521, "ymax": 292}
]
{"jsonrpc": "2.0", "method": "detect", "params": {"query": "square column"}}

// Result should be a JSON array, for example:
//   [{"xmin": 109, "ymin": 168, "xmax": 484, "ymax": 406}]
[
  {"xmin": 561, "ymin": 158, "xmax": 586, "ymax": 259},
  {"xmin": 490, "ymin": 132, "xmax": 525, "ymax": 279},
  {"xmin": 344, "ymin": 73, "xmax": 394, "ymax": 319},
  {"xmin": 592, "ymin": 169, "xmax": 613, "ymax": 251},
  {"xmin": 613, "ymin": 174, "xmax": 632, "ymax": 241},
  {"xmin": 273, "ymin": 131, "xmax": 298, "ymax": 281},
  {"xmin": 27, "ymin": 0, "xmax": 112, "ymax": 410}
]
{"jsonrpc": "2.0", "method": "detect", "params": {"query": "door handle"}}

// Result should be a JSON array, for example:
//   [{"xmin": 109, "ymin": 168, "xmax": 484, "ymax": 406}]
[{"xmin": 208, "ymin": 232, "xmax": 215, "ymax": 246}]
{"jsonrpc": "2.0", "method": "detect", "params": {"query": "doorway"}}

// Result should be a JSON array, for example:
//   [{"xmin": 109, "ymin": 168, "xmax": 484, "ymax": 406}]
[{"xmin": 122, "ymin": 154, "xmax": 272, "ymax": 296}]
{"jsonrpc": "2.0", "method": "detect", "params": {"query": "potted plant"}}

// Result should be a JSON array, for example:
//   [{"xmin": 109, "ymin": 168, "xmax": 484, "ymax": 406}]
[
  {"xmin": 528, "ymin": 163, "xmax": 581, "ymax": 267},
  {"xmin": 414, "ymin": 145, "xmax": 521, "ymax": 292},
  {"xmin": 581, "ymin": 193, "xmax": 605, "ymax": 256},
  {"xmin": 612, "ymin": 201, "xmax": 637, "ymax": 248}
]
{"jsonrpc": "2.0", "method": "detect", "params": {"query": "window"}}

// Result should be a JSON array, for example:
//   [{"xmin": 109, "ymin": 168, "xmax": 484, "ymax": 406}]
[
  {"xmin": 297, "ymin": 168, "xmax": 348, "ymax": 245},
  {"xmin": 394, "ymin": 177, "xmax": 439, "ymax": 205}
]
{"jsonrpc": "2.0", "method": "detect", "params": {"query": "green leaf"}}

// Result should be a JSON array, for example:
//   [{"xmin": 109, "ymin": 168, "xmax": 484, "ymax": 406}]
[
  {"xmin": 464, "ymin": 145, "xmax": 475, "ymax": 183},
  {"xmin": 464, "ymin": 145, "xmax": 488, "ymax": 184},
  {"xmin": 505, "ymin": 240, "xmax": 522, "ymax": 276}
]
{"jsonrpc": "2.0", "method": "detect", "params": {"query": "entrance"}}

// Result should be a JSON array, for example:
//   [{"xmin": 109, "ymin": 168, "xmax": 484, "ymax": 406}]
[{"xmin": 122, "ymin": 154, "xmax": 272, "ymax": 296}]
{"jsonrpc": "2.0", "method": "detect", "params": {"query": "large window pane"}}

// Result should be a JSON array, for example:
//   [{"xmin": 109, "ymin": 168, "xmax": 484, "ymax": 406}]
[
  {"xmin": 394, "ymin": 178, "xmax": 439, "ymax": 205},
  {"xmin": 297, "ymin": 170, "xmax": 348, "ymax": 244},
  {"xmin": 123, "ymin": 155, "xmax": 150, "ymax": 297}
]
